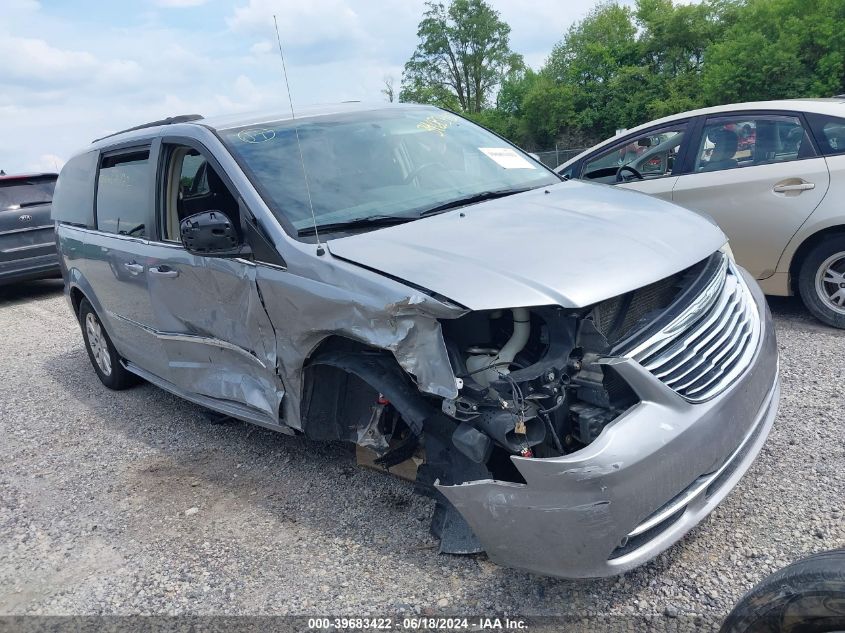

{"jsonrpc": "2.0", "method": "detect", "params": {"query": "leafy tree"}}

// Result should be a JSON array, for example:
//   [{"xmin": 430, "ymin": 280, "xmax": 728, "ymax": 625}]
[
  {"xmin": 400, "ymin": 0, "xmax": 845, "ymax": 154},
  {"xmin": 701, "ymin": 0, "xmax": 845, "ymax": 103},
  {"xmin": 399, "ymin": 0, "xmax": 523, "ymax": 113},
  {"xmin": 544, "ymin": 2, "xmax": 641, "ymax": 138}
]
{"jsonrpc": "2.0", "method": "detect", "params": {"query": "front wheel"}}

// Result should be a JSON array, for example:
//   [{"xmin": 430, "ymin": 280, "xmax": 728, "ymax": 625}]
[
  {"xmin": 797, "ymin": 237, "xmax": 845, "ymax": 328},
  {"xmin": 78, "ymin": 299, "xmax": 138, "ymax": 390},
  {"xmin": 721, "ymin": 549, "xmax": 845, "ymax": 633}
]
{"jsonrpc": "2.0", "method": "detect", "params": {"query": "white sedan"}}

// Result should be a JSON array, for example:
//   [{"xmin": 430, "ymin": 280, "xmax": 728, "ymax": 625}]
[{"xmin": 558, "ymin": 98, "xmax": 845, "ymax": 328}]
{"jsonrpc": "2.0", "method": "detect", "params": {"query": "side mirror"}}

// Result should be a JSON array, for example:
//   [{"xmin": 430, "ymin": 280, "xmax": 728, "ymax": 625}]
[{"xmin": 179, "ymin": 210, "xmax": 243, "ymax": 257}]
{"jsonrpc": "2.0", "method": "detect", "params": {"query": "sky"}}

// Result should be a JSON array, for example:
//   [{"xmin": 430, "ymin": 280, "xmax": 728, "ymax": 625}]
[{"xmin": 2, "ymin": 0, "xmax": 611, "ymax": 174}]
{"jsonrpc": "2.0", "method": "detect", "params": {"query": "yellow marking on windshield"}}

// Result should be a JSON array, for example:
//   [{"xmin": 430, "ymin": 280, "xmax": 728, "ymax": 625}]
[{"xmin": 417, "ymin": 115, "xmax": 453, "ymax": 136}]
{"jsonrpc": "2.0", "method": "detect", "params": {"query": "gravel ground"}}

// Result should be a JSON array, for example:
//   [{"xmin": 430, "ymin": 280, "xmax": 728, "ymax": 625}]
[{"xmin": 0, "ymin": 279, "xmax": 842, "ymax": 628}]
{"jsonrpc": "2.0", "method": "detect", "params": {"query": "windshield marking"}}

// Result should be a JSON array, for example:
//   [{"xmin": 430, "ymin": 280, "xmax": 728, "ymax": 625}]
[
  {"xmin": 237, "ymin": 128, "xmax": 276, "ymax": 143},
  {"xmin": 479, "ymin": 147, "xmax": 536, "ymax": 169}
]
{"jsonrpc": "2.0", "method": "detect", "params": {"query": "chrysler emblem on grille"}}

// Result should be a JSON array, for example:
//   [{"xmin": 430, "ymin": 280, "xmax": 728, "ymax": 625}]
[{"xmin": 18, "ymin": 214, "xmax": 33, "ymax": 222}]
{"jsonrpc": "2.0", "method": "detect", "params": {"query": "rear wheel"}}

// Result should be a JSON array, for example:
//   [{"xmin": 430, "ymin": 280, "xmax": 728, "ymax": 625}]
[
  {"xmin": 721, "ymin": 549, "xmax": 845, "ymax": 633},
  {"xmin": 797, "ymin": 237, "xmax": 845, "ymax": 328},
  {"xmin": 78, "ymin": 299, "xmax": 138, "ymax": 390}
]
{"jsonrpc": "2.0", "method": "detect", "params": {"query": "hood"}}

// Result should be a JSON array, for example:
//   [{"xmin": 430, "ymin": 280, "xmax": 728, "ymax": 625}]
[{"xmin": 326, "ymin": 180, "xmax": 727, "ymax": 311}]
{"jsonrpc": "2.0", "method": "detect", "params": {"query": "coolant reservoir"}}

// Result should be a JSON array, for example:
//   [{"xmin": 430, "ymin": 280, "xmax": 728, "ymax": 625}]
[
  {"xmin": 465, "ymin": 308, "xmax": 530, "ymax": 388},
  {"xmin": 466, "ymin": 351, "xmax": 501, "ymax": 387}
]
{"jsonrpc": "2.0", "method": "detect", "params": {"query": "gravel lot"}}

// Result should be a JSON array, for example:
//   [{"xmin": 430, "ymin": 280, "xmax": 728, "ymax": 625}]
[{"xmin": 0, "ymin": 279, "xmax": 842, "ymax": 628}]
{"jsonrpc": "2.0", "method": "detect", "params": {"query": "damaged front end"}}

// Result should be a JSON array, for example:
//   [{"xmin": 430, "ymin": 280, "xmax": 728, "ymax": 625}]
[{"xmin": 301, "ymin": 252, "xmax": 779, "ymax": 577}]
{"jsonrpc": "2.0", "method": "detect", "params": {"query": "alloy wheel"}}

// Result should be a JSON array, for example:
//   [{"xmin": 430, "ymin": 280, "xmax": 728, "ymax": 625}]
[
  {"xmin": 815, "ymin": 251, "xmax": 845, "ymax": 316},
  {"xmin": 85, "ymin": 312, "xmax": 112, "ymax": 376}
]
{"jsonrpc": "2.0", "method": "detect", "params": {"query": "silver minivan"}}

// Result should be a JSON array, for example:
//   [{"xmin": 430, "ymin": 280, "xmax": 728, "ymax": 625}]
[{"xmin": 52, "ymin": 103, "xmax": 779, "ymax": 578}]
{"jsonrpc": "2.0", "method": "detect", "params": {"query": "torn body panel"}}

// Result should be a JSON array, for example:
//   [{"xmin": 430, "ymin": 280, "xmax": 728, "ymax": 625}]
[
  {"xmin": 252, "ymin": 260, "xmax": 464, "ymax": 429},
  {"xmin": 437, "ymin": 276, "xmax": 779, "ymax": 578},
  {"xmin": 143, "ymin": 242, "xmax": 284, "ymax": 418}
]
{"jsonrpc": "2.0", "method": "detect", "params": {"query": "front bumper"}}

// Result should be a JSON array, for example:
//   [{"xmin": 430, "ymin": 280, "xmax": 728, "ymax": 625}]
[{"xmin": 437, "ymin": 270, "xmax": 779, "ymax": 578}]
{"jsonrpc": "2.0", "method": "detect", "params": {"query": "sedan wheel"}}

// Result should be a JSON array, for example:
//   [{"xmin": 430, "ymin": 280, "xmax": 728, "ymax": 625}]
[
  {"xmin": 798, "ymin": 236, "xmax": 845, "ymax": 329},
  {"xmin": 815, "ymin": 251, "xmax": 845, "ymax": 315}
]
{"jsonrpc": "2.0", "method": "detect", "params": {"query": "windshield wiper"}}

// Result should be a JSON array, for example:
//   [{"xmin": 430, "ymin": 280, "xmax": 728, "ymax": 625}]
[
  {"xmin": 417, "ymin": 187, "xmax": 535, "ymax": 217},
  {"xmin": 297, "ymin": 215, "xmax": 414, "ymax": 237},
  {"xmin": 19, "ymin": 200, "xmax": 52, "ymax": 208}
]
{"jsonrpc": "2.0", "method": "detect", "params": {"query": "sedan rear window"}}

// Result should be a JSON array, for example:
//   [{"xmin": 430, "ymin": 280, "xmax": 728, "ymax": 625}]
[{"xmin": 0, "ymin": 176, "xmax": 57, "ymax": 210}]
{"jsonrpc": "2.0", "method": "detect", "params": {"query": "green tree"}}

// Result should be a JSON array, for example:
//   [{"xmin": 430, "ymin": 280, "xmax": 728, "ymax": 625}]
[
  {"xmin": 701, "ymin": 0, "xmax": 845, "ymax": 104},
  {"xmin": 635, "ymin": 0, "xmax": 739, "ymax": 116},
  {"xmin": 401, "ymin": 0, "xmax": 845, "ymax": 155},
  {"xmin": 544, "ymin": 2, "xmax": 640, "ymax": 137},
  {"xmin": 399, "ymin": 0, "xmax": 523, "ymax": 113}
]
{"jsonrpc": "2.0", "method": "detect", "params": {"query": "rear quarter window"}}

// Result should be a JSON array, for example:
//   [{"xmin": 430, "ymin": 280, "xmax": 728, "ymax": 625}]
[
  {"xmin": 807, "ymin": 112, "xmax": 845, "ymax": 156},
  {"xmin": 52, "ymin": 150, "xmax": 98, "ymax": 228}
]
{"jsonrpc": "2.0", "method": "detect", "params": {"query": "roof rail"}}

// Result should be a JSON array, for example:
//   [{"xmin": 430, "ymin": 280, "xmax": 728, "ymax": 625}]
[{"xmin": 92, "ymin": 114, "xmax": 204, "ymax": 143}]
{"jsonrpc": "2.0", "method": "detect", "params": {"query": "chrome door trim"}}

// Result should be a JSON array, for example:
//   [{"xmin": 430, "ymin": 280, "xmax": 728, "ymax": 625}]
[
  {"xmin": 110, "ymin": 312, "xmax": 267, "ymax": 369},
  {"xmin": 58, "ymin": 224, "xmax": 150, "ymax": 245}
]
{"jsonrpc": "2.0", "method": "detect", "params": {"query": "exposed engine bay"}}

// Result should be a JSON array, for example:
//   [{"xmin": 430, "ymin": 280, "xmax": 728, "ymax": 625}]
[
  {"xmin": 439, "ymin": 306, "xmax": 637, "ymax": 466},
  {"xmin": 302, "ymin": 255, "xmax": 715, "ymax": 553}
]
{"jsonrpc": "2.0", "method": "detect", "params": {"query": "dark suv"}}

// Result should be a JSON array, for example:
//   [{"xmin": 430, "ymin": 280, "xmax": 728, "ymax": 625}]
[{"xmin": 0, "ymin": 173, "xmax": 60, "ymax": 285}]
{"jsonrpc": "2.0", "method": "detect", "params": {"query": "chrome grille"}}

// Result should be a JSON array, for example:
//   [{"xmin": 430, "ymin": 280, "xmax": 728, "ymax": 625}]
[{"xmin": 625, "ymin": 255, "xmax": 760, "ymax": 402}]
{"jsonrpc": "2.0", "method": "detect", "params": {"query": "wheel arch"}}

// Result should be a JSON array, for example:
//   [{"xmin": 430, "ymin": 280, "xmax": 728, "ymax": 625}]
[
  {"xmin": 299, "ymin": 334, "xmax": 436, "ymax": 443},
  {"xmin": 787, "ymin": 224, "xmax": 845, "ymax": 294},
  {"xmin": 69, "ymin": 284, "xmax": 86, "ymax": 316}
]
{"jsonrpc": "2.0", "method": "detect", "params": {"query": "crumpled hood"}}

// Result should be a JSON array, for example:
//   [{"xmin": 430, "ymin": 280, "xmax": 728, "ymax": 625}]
[{"xmin": 326, "ymin": 180, "xmax": 727, "ymax": 310}]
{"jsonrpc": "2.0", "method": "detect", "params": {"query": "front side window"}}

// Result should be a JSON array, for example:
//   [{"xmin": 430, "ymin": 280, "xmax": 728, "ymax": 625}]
[
  {"xmin": 219, "ymin": 107, "xmax": 559, "ymax": 238},
  {"xmin": 694, "ymin": 116, "xmax": 812, "ymax": 173},
  {"xmin": 581, "ymin": 126, "xmax": 687, "ymax": 183},
  {"xmin": 162, "ymin": 147, "xmax": 240, "ymax": 241},
  {"xmin": 96, "ymin": 150, "xmax": 150, "ymax": 238}
]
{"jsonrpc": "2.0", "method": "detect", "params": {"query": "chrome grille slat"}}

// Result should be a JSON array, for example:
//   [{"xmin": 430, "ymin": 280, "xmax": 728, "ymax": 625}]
[
  {"xmin": 642, "ymin": 284, "xmax": 738, "ymax": 372},
  {"xmin": 669, "ymin": 312, "xmax": 750, "ymax": 391},
  {"xmin": 627, "ymin": 255, "xmax": 729, "ymax": 361},
  {"xmin": 652, "ymin": 291, "xmax": 743, "ymax": 380},
  {"xmin": 684, "ymin": 326, "xmax": 754, "ymax": 397},
  {"xmin": 625, "ymin": 256, "xmax": 761, "ymax": 403},
  {"xmin": 666, "ymin": 301, "xmax": 749, "ymax": 385}
]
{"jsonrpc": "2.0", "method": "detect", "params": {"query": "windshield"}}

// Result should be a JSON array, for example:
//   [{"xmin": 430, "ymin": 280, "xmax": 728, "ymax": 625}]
[
  {"xmin": 219, "ymin": 107, "xmax": 559, "ymax": 236},
  {"xmin": 0, "ymin": 177, "xmax": 57, "ymax": 210}
]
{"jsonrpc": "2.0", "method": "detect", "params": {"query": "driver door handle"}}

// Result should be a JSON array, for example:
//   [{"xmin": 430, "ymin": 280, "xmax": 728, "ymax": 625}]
[
  {"xmin": 123, "ymin": 262, "xmax": 144, "ymax": 275},
  {"xmin": 149, "ymin": 265, "xmax": 179, "ymax": 279},
  {"xmin": 773, "ymin": 180, "xmax": 815, "ymax": 193}
]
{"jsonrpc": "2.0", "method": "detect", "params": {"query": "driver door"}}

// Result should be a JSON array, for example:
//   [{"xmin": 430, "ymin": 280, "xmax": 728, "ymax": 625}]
[
  {"xmin": 578, "ymin": 122, "xmax": 690, "ymax": 200},
  {"xmin": 144, "ymin": 142, "xmax": 285, "ymax": 423}
]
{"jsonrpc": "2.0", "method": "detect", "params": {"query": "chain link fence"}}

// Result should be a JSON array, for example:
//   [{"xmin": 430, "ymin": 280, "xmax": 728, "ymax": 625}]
[{"xmin": 532, "ymin": 146, "xmax": 587, "ymax": 169}]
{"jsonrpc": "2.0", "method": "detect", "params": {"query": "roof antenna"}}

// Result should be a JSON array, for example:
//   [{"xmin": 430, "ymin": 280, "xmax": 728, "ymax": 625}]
[{"xmin": 273, "ymin": 14, "xmax": 324, "ymax": 256}]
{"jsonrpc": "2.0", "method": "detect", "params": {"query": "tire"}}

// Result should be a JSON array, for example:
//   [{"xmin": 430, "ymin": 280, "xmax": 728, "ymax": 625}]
[
  {"xmin": 78, "ymin": 299, "xmax": 138, "ymax": 390},
  {"xmin": 720, "ymin": 549, "xmax": 845, "ymax": 633},
  {"xmin": 797, "ymin": 236, "xmax": 845, "ymax": 328}
]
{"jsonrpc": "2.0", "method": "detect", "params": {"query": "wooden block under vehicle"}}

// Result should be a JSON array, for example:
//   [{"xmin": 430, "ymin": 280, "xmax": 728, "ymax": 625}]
[{"xmin": 355, "ymin": 445, "xmax": 423, "ymax": 483}]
